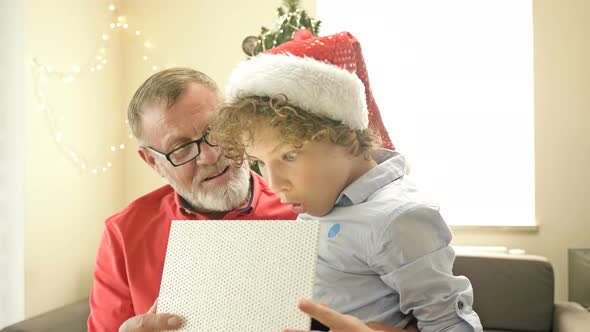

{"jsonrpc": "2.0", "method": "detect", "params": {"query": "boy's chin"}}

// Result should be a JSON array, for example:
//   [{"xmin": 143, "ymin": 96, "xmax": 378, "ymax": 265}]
[{"xmin": 304, "ymin": 205, "xmax": 334, "ymax": 217}]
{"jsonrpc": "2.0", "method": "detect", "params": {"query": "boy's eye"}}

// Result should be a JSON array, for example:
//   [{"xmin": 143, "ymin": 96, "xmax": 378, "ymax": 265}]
[{"xmin": 284, "ymin": 152, "xmax": 297, "ymax": 161}]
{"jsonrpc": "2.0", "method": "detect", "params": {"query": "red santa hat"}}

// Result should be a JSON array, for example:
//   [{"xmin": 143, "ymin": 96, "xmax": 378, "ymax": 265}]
[{"xmin": 225, "ymin": 31, "xmax": 394, "ymax": 150}]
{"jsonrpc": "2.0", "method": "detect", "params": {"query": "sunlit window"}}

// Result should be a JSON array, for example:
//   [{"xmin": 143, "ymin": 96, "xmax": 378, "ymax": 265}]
[{"xmin": 318, "ymin": 0, "xmax": 535, "ymax": 226}]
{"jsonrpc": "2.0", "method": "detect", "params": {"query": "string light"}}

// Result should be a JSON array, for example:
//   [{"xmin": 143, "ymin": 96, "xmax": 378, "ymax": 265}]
[{"xmin": 31, "ymin": 1, "xmax": 166, "ymax": 175}]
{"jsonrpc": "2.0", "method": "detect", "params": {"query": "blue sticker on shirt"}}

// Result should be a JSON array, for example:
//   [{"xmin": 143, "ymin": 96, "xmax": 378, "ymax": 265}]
[{"xmin": 328, "ymin": 223, "xmax": 341, "ymax": 238}]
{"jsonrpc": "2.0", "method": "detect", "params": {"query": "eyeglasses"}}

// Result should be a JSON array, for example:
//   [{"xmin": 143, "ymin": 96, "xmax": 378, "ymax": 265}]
[{"xmin": 145, "ymin": 131, "xmax": 218, "ymax": 167}]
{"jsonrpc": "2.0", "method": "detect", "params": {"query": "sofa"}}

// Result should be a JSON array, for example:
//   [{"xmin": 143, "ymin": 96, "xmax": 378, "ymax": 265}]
[
  {"xmin": 0, "ymin": 298, "xmax": 89, "ymax": 332},
  {"xmin": 453, "ymin": 253, "xmax": 590, "ymax": 332},
  {"xmin": 2, "ymin": 253, "xmax": 589, "ymax": 332}
]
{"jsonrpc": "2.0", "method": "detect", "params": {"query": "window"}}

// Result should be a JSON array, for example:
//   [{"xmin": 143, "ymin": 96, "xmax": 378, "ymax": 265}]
[{"xmin": 318, "ymin": 0, "xmax": 535, "ymax": 226}]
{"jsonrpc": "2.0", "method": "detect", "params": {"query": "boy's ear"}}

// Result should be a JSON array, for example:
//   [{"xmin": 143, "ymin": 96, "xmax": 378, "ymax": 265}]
[{"xmin": 138, "ymin": 147, "xmax": 165, "ymax": 178}]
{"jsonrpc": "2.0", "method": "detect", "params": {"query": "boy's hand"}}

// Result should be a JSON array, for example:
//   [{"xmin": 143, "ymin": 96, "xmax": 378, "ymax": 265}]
[
  {"xmin": 283, "ymin": 299, "xmax": 418, "ymax": 332},
  {"xmin": 118, "ymin": 299, "xmax": 182, "ymax": 332}
]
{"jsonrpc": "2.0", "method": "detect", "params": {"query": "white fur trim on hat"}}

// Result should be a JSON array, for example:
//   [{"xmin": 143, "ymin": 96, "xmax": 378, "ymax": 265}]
[{"xmin": 225, "ymin": 54, "xmax": 368, "ymax": 130}]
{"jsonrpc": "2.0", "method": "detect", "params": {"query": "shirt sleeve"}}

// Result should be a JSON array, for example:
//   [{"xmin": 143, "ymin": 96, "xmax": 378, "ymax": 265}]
[
  {"xmin": 368, "ymin": 205, "xmax": 483, "ymax": 332},
  {"xmin": 87, "ymin": 220, "xmax": 135, "ymax": 332}
]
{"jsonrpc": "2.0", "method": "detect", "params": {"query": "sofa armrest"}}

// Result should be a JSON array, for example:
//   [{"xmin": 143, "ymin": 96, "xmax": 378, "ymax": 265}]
[
  {"xmin": 0, "ymin": 298, "xmax": 89, "ymax": 332},
  {"xmin": 553, "ymin": 301, "xmax": 590, "ymax": 332},
  {"xmin": 453, "ymin": 253, "xmax": 554, "ymax": 332}
]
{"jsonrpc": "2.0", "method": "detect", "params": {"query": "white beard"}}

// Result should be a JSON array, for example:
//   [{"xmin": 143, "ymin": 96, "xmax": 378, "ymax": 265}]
[{"xmin": 167, "ymin": 162, "xmax": 251, "ymax": 212}]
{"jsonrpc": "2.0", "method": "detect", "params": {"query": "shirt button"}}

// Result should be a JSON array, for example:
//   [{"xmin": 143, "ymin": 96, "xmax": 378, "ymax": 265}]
[{"xmin": 457, "ymin": 300, "xmax": 465, "ymax": 310}]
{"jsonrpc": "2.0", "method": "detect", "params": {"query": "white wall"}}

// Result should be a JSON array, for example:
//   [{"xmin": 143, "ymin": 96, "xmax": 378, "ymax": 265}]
[
  {"xmin": 23, "ymin": 0, "xmax": 126, "ymax": 317},
  {"xmin": 0, "ymin": 0, "xmax": 25, "ymax": 327}
]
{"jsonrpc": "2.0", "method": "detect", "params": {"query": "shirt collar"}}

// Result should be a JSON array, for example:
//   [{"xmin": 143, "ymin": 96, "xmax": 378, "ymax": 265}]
[{"xmin": 335, "ymin": 149, "xmax": 406, "ymax": 207}]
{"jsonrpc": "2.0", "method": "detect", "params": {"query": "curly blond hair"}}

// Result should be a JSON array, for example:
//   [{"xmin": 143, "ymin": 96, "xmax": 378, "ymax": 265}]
[{"xmin": 209, "ymin": 94, "xmax": 380, "ymax": 168}]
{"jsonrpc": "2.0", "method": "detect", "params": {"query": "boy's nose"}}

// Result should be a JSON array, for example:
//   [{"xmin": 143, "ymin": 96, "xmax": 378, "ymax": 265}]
[{"xmin": 266, "ymin": 167, "xmax": 290, "ymax": 194}]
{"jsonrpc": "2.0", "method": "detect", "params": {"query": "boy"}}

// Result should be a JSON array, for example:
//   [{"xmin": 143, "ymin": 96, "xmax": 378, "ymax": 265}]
[{"xmin": 210, "ymin": 32, "xmax": 482, "ymax": 332}]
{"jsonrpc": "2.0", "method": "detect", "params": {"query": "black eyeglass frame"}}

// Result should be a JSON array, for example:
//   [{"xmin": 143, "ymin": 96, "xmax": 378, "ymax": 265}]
[{"xmin": 145, "ymin": 131, "xmax": 218, "ymax": 167}]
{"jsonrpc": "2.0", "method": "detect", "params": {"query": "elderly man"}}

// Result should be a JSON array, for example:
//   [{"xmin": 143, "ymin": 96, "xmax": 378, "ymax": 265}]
[{"xmin": 87, "ymin": 68, "xmax": 296, "ymax": 332}]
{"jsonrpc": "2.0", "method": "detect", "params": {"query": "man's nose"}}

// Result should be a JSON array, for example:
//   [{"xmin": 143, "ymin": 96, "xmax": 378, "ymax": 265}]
[{"xmin": 195, "ymin": 141, "xmax": 220, "ymax": 166}]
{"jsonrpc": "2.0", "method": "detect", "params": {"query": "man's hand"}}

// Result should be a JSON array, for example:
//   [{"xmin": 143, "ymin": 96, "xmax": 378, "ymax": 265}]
[
  {"xmin": 118, "ymin": 299, "xmax": 182, "ymax": 332},
  {"xmin": 283, "ymin": 299, "xmax": 418, "ymax": 332}
]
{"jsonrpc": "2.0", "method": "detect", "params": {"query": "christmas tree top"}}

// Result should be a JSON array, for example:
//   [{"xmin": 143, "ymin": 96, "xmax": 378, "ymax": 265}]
[{"xmin": 242, "ymin": 0, "xmax": 321, "ymax": 57}]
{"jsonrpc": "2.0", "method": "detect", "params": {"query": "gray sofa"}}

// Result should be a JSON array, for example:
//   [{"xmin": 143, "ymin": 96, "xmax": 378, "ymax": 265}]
[
  {"xmin": 0, "ymin": 298, "xmax": 89, "ymax": 332},
  {"xmin": 2, "ymin": 253, "xmax": 589, "ymax": 332},
  {"xmin": 453, "ymin": 253, "xmax": 590, "ymax": 332}
]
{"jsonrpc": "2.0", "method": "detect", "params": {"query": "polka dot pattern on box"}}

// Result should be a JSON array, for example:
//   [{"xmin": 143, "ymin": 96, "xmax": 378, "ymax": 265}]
[{"xmin": 158, "ymin": 219, "xmax": 320, "ymax": 331}]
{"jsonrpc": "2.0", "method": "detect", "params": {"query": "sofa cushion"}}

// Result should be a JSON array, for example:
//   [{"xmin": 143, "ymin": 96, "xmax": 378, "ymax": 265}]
[{"xmin": 453, "ymin": 253, "xmax": 554, "ymax": 332}]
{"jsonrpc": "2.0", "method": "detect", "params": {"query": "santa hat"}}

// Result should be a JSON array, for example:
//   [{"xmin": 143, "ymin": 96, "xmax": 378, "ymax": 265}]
[{"xmin": 226, "ymin": 31, "xmax": 394, "ymax": 149}]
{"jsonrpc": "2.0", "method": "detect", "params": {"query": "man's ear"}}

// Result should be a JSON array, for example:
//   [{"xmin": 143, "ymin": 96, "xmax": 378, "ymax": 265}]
[{"xmin": 138, "ymin": 147, "xmax": 165, "ymax": 178}]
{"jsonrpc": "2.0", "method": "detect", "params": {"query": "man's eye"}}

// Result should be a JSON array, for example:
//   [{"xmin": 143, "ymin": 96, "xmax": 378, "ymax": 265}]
[
  {"xmin": 284, "ymin": 152, "xmax": 297, "ymax": 161},
  {"xmin": 172, "ymin": 146, "xmax": 191, "ymax": 158}
]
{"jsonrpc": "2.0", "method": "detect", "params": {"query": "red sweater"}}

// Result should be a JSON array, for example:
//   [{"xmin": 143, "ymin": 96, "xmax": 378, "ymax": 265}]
[{"xmin": 87, "ymin": 172, "xmax": 296, "ymax": 332}]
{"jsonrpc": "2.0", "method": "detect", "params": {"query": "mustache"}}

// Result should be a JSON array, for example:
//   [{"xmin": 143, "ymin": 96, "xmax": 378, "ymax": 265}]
[{"xmin": 193, "ymin": 156, "xmax": 231, "ymax": 183}]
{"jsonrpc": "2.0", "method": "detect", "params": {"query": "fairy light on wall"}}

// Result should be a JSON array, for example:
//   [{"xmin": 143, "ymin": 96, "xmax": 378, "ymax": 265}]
[{"xmin": 31, "ymin": 2, "xmax": 166, "ymax": 175}]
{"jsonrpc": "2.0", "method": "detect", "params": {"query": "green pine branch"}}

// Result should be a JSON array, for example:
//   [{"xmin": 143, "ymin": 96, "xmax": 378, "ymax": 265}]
[
  {"xmin": 282, "ymin": 0, "xmax": 300, "ymax": 12},
  {"xmin": 245, "ymin": 0, "xmax": 321, "ymax": 56}
]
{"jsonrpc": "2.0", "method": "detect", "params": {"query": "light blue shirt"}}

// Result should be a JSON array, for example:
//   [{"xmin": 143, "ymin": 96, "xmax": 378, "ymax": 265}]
[{"xmin": 298, "ymin": 149, "xmax": 483, "ymax": 332}]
